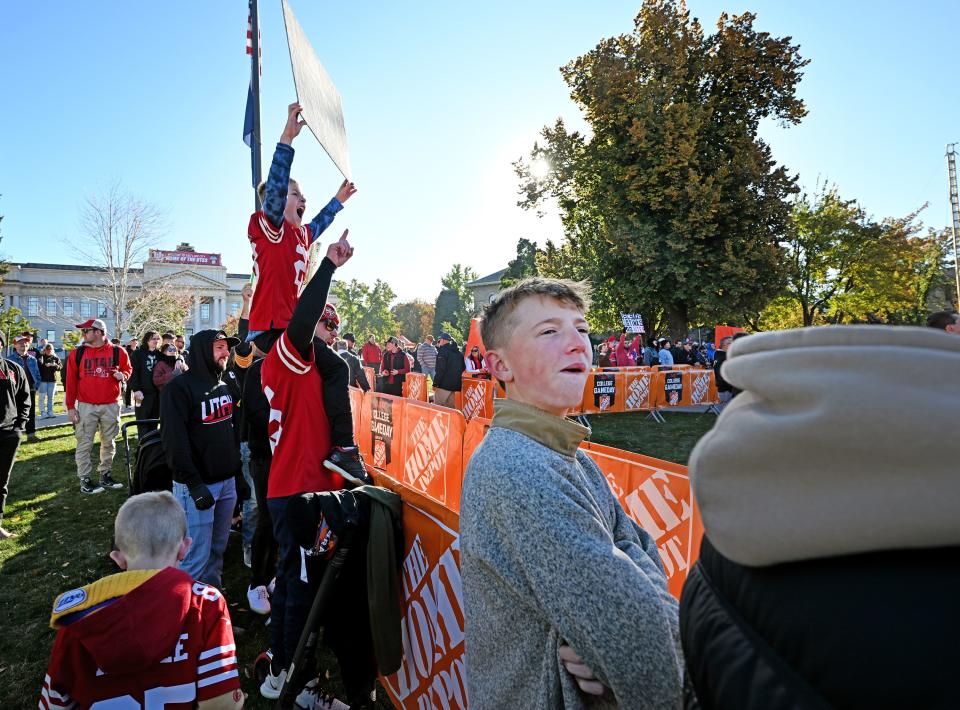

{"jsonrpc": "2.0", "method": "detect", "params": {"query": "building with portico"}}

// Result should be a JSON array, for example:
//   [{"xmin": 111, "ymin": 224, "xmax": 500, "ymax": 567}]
[{"xmin": 1, "ymin": 244, "xmax": 251, "ymax": 347}]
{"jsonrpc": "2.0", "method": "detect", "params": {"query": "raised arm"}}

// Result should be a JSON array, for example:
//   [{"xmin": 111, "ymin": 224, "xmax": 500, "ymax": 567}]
[
  {"xmin": 261, "ymin": 103, "xmax": 306, "ymax": 228},
  {"xmin": 307, "ymin": 178, "xmax": 355, "ymax": 243},
  {"xmin": 286, "ymin": 231, "xmax": 354, "ymax": 358}
]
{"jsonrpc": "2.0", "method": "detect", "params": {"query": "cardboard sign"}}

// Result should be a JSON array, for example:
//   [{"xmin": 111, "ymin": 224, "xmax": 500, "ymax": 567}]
[
  {"xmin": 620, "ymin": 313, "xmax": 645, "ymax": 333},
  {"xmin": 281, "ymin": 0, "xmax": 352, "ymax": 179}
]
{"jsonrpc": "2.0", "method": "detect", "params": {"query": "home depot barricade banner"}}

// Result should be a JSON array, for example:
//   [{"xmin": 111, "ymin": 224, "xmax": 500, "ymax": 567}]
[
  {"xmin": 459, "ymin": 374, "xmax": 494, "ymax": 421},
  {"xmin": 658, "ymin": 369, "xmax": 719, "ymax": 408},
  {"xmin": 364, "ymin": 366, "xmax": 376, "ymax": 391},
  {"xmin": 401, "ymin": 400, "xmax": 465, "ymax": 511},
  {"xmin": 404, "ymin": 372, "xmax": 428, "ymax": 402},
  {"xmin": 622, "ymin": 370, "xmax": 658, "ymax": 411}
]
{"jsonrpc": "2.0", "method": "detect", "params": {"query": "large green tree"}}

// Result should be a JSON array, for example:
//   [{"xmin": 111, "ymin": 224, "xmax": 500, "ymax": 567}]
[
  {"xmin": 752, "ymin": 187, "xmax": 950, "ymax": 328},
  {"xmin": 500, "ymin": 238, "xmax": 540, "ymax": 288},
  {"xmin": 331, "ymin": 278, "xmax": 399, "ymax": 343},
  {"xmin": 391, "ymin": 300, "xmax": 435, "ymax": 342},
  {"xmin": 516, "ymin": 1, "xmax": 808, "ymax": 337},
  {"xmin": 0, "ymin": 305, "xmax": 31, "ymax": 348},
  {"xmin": 432, "ymin": 264, "xmax": 478, "ymax": 338}
]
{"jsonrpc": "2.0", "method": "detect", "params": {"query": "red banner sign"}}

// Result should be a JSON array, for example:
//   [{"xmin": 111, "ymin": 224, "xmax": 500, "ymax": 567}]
[{"xmin": 148, "ymin": 249, "xmax": 222, "ymax": 266}]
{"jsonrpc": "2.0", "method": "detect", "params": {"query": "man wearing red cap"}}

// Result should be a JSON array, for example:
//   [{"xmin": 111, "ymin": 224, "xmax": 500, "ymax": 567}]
[{"xmin": 65, "ymin": 319, "xmax": 132, "ymax": 494}]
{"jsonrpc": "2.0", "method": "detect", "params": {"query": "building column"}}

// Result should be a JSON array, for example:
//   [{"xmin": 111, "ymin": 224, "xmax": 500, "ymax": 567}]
[
  {"xmin": 193, "ymin": 294, "xmax": 201, "ymax": 334},
  {"xmin": 217, "ymin": 297, "xmax": 225, "ymax": 326}
]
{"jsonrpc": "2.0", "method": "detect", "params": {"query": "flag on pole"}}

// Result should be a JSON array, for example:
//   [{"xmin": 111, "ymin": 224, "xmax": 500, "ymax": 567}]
[{"xmin": 243, "ymin": 1, "xmax": 262, "ymax": 186}]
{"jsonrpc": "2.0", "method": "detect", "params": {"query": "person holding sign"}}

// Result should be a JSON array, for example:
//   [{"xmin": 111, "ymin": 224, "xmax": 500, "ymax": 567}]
[
  {"xmin": 461, "ymin": 278, "xmax": 682, "ymax": 708},
  {"xmin": 247, "ymin": 102, "xmax": 356, "ymax": 337}
]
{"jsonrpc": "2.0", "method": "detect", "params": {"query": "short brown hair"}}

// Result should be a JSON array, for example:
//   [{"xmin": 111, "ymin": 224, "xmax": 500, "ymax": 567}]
[
  {"xmin": 480, "ymin": 277, "xmax": 590, "ymax": 351},
  {"xmin": 114, "ymin": 491, "xmax": 186, "ymax": 560},
  {"xmin": 926, "ymin": 310, "xmax": 959, "ymax": 330}
]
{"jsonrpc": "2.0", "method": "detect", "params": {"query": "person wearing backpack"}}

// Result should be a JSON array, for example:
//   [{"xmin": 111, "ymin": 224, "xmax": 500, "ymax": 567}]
[{"xmin": 65, "ymin": 319, "xmax": 132, "ymax": 495}]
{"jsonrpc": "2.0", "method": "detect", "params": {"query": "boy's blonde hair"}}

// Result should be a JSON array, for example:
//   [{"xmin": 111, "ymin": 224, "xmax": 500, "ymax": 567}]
[
  {"xmin": 480, "ymin": 277, "xmax": 591, "ymax": 351},
  {"xmin": 114, "ymin": 491, "xmax": 187, "ymax": 560},
  {"xmin": 256, "ymin": 178, "xmax": 299, "ymax": 205}
]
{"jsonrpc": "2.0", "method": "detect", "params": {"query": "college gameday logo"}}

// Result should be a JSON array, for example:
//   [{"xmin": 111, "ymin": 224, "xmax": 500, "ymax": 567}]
[
  {"xmin": 382, "ymin": 510, "xmax": 468, "ymax": 709},
  {"xmin": 372, "ymin": 398, "xmax": 395, "ymax": 468},
  {"xmin": 404, "ymin": 411, "xmax": 450, "ymax": 497},
  {"xmin": 592, "ymin": 373, "xmax": 617, "ymax": 411},
  {"xmin": 663, "ymin": 371, "xmax": 683, "ymax": 406}
]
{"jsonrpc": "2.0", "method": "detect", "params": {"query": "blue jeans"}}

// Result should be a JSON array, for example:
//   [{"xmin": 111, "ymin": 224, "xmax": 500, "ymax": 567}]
[
  {"xmin": 173, "ymin": 478, "xmax": 237, "ymax": 588},
  {"xmin": 422, "ymin": 367, "xmax": 436, "ymax": 380},
  {"xmin": 268, "ymin": 495, "xmax": 313, "ymax": 670},
  {"xmin": 240, "ymin": 442, "xmax": 257, "ymax": 549},
  {"xmin": 37, "ymin": 381, "xmax": 56, "ymax": 416}
]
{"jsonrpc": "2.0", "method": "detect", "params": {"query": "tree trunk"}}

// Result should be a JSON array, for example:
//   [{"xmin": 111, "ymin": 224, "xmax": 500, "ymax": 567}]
[{"xmin": 665, "ymin": 302, "xmax": 689, "ymax": 341}]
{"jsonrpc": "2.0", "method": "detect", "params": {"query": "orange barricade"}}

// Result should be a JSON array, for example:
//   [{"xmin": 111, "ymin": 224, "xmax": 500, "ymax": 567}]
[
  {"xmin": 461, "ymin": 416, "xmax": 492, "ymax": 472},
  {"xmin": 400, "ymin": 400, "xmax": 466, "ymax": 511},
  {"xmin": 363, "ymin": 366, "xmax": 376, "ymax": 391},
  {"xmin": 685, "ymin": 369, "xmax": 719, "ymax": 406},
  {"xmin": 657, "ymin": 369, "xmax": 718, "ymax": 408},
  {"xmin": 460, "ymin": 374, "xmax": 495, "ymax": 421},
  {"xmin": 359, "ymin": 392, "xmax": 407, "ymax": 481},
  {"xmin": 580, "ymin": 441, "xmax": 703, "ymax": 599},
  {"xmin": 403, "ymin": 372, "xmax": 428, "ymax": 402},
  {"xmin": 349, "ymin": 386, "xmax": 364, "ymax": 444}
]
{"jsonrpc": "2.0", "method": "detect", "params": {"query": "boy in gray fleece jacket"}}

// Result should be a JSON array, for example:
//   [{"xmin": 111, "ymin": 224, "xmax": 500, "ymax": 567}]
[{"xmin": 461, "ymin": 278, "xmax": 682, "ymax": 709}]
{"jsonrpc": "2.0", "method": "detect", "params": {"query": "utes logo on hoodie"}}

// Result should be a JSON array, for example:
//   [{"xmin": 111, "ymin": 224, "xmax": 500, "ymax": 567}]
[{"xmin": 201, "ymin": 395, "xmax": 233, "ymax": 424}]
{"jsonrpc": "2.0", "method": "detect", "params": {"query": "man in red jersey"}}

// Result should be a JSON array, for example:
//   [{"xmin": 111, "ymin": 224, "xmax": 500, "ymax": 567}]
[
  {"xmin": 247, "ymin": 102, "xmax": 356, "ymax": 336},
  {"xmin": 257, "ymin": 230, "xmax": 372, "ymax": 702},
  {"xmin": 65, "ymin": 318, "xmax": 132, "ymax": 495},
  {"xmin": 40, "ymin": 491, "xmax": 243, "ymax": 710}
]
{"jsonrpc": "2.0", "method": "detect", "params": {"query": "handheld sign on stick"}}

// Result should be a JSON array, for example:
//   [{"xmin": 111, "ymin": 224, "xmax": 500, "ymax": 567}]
[{"xmin": 281, "ymin": 0, "xmax": 352, "ymax": 180}]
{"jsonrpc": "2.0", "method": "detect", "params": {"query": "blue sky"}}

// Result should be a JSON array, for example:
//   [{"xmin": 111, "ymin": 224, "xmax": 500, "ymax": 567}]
[{"xmin": 2, "ymin": 1, "xmax": 957, "ymax": 302}]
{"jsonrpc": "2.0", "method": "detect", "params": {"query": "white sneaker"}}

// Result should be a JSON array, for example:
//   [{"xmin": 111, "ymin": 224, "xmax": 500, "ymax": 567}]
[
  {"xmin": 243, "ymin": 544, "xmax": 252, "ymax": 568},
  {"xmin": 260, "ymin": 666, "xmax": 286, "ymax": 700},
  {"xmin": 247, "ymin": 585, "xmax": 271, "ymax": 615},
  {"xmin": 296, "ymin": 679, "xmax": 350, "ymax": 710},
  {"xmin": 268, "ymin": 577, "xmax": 276, "ymax": 596}
]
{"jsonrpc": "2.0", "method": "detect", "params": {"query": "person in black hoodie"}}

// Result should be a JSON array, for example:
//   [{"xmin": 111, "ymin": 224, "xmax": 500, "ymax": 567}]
[
  {"xmin": 160, "ymin": 328, "xmax": 242, "ymax": 588},
  {"xmin": 0, "ymin": 333, "xmax": 30, "ymax": 539},
  {"xmin": 432, "ymin": 332, "xmax": 465, "ymax": 408},
  {"xmin": 129, "ymin": 330, "xmax": 161, "ymax": 437}
]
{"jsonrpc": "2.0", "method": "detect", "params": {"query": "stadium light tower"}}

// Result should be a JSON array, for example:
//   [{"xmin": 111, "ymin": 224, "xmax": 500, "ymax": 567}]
[{"xmin": 947, "ymin": 144, "xmax": 960, "ymax": 308}]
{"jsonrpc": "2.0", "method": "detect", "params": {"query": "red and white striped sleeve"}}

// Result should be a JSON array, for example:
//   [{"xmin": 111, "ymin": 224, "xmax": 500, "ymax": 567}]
[
  {"xmin": 274, "ymin": 330, "xmax": 313, "ymax": 376},
  {"xmin": 193, "ymin": 584, "xmax": 241, "ymax": 701},
  {"xmin": 39, "ymin": 672, "xmax": 76, "ymax": 710}
]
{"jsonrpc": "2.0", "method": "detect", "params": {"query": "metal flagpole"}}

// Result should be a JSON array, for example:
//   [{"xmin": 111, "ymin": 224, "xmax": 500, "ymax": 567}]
[
  {"xmin": 946, "ymin": 144, "xmax": 960, "ymax": 308},
  {"xmin": 251, "ymin": 0, "xmax": 263, "ymax": 211}
]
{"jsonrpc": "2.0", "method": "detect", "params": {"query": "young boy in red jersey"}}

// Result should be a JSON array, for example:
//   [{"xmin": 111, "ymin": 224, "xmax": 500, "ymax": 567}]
[
  {"xmin": 247, "ymin": 102, "xmax": 356, "ymax": 336},
  {"xmin": 40, "ymin": 491, "xmax": 243, "ymax": 710}
]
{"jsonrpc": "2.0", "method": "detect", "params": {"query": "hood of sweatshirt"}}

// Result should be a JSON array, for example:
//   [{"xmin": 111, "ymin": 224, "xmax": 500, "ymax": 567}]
[
  {"xmin": 689, "ymin": 325, "xmax": 960, "ymax": 567},
  {"xmin": 50, "ymin": 568, "xmax": 192, "ymax": 674},
  {"xmin": 187, "ymin": 329, "xmax": 237, "ymax": 385}
]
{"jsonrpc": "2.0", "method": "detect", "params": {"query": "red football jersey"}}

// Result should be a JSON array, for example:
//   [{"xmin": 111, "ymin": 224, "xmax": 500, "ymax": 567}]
[
  {"xmin": 40, "ymin": 568, "xmax": 240, "ymax": 710},
  {"xmin": 262, "ymin": 331, "xmax": 340, "ymax": 499},
  {"xmin": 248, "ymin": 210, "xmax": 316, "ymax": 332}
]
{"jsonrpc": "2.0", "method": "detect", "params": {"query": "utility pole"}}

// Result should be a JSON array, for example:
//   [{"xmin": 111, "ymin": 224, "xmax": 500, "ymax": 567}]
[{"xmin": 946, "ymin": 144, "xmax": 960, "ymax": 308}]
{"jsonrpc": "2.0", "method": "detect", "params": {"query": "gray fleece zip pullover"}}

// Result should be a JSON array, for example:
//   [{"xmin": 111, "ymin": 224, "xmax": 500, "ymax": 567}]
[{"xmin": 461, "ymin": 399, "xmax": 682, "ymax": 709}]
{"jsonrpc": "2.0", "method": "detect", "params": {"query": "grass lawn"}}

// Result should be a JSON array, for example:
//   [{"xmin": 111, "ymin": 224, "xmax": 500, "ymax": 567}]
[{"xmin": 0, "ymin": 410, "xmax": 716, "ymax": 707}]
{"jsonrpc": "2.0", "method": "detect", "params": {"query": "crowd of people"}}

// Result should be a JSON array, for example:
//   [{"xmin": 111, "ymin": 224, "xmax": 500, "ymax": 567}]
[{"xmin": 4, "ymin": 101, "xmax": 958, "ymax": 709}]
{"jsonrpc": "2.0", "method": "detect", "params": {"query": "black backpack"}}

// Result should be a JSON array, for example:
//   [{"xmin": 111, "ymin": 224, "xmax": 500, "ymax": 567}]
[{"xmin": 130, "ymin": 428, "xmax": 171, "ymax": 495}]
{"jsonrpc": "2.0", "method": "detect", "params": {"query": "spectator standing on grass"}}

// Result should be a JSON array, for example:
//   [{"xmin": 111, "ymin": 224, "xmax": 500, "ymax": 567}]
[
  {"xmin": 38, "ymin": 343, "xmax": 61, "ymax": 419},
  {"xmin": 160, "ymin": 329, "xmax": 244, "ymax": 589},
  {"xmin": 123, "ymin": 338, "xmax": 138, "ymax": 407},
  {"xmin": 597, "ymin": 342, "xmax": 612, "ymax": 368},
  {"xmin": 339, "ymin": 332, "xmax": 370, "ymax": 391},
  {"xmin": 461, "ymin": 279, "xmax": 682, "ymax": 708},
  {"xmin": 0, "ymin": 333, "xmax": 30, "ymax": 539},
  {"xmin": 9, "ymin": 334, "xmax": 40, "ymax": 442},
  {"xmin": 65, "ymin": 319, "xmax": 132, "ymax": 495},
  {"xmin": 361, "ymin": 334, "xmax": 382, "ymax": 374},
  {"xmin": 175, "ymin": 334, "xmax": 189, "ymax": 360},
  {"xmin": 380, "ymin": 337, "xmax": 410, "ymax": 396},
  {"xmin": 41, "ymin": 491, "xmax": 242, "ymax": 709},
  {"xmin": 432, "ymin": 332, "xmax": 465, "ymax": 408},
  {"xmin": 129, "ymin": 331, "xmax": 161, "ymax": 437},
  {"xmin": 713, "ymin": 336, "xmax": 733, "ymax": 406},
  {"xmin": 417, "ymin": 335, "xmax": 438, "ymax": 380},
  {"xmin": 643, "ymin": 339, "xmax": 660, "ymax": 367}
]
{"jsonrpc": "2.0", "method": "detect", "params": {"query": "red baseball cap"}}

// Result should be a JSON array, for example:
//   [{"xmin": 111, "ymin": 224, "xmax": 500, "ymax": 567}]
[
  {"xmin": 75, "ymin": 319, "xmax": 108, "ymax": 332},
  {"xmin": 321, "ymin": 303, "xmax": 340, "ymax": 328}
]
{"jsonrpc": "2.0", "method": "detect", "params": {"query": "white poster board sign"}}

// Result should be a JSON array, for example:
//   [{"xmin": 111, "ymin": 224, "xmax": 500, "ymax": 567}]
[
  {"xmin": 620, "ymin": 313, "xmax": 645, "ymax": 333},
  {"xmin": 281, "ymin": 0, "xmax": 352, "ymax": 179}
]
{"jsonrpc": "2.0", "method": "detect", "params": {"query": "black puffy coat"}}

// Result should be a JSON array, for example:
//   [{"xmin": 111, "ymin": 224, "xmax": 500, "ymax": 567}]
[
  {"xmin": 680, "ymin": 537, "xmax": 957, "ymax": 709},
  {"xmin": 433, "ymin": 342, "xmax": 465, "ymax": 391}
]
